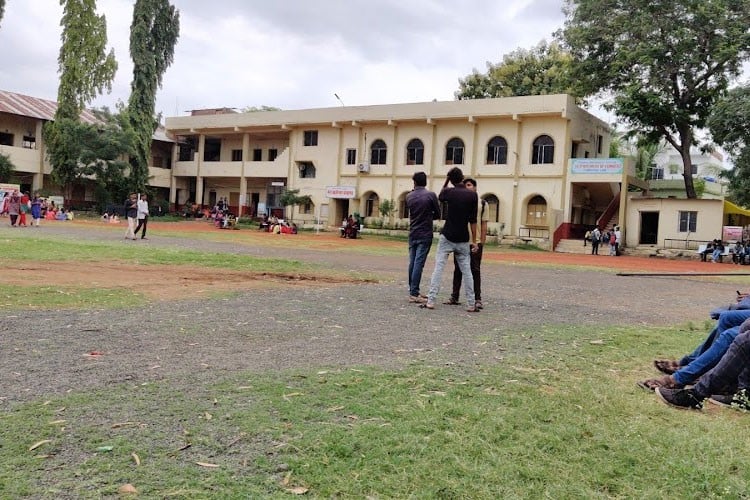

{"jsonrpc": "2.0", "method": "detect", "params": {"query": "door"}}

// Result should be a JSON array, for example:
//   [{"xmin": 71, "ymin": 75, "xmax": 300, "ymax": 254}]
[{"xmin": 639, "ymin": 211, "xmax": 659, "ymax": 245}]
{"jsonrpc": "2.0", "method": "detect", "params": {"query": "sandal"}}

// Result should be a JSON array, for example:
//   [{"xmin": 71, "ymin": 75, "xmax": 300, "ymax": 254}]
[
  {"xmin": 637, "ymin": 375, "xmax": 681, "ymax": 391},
  {"xmin": 653, "ymin": 359, "xmax": 681, "ymax": 375},
  {"xmin": 419, "ymin": 303, "xmax": 435, "ymax": 310},
  {"xmin": 465, "ymin": 306, "xmax": 480, "ymax": 313},
  {"xmin": 443, "ymin": 298, "xmax": 461, "ymax": 305}
]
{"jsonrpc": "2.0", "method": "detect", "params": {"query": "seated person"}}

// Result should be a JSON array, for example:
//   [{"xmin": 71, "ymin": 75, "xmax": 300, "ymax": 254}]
[
  {"xmin": 700, "ymin": 241, "xmax": 714, "ymax": 262},
  {"xmin": 66, "ymin": 210, "xmax": 74, "ymax": 220},
  {"xmin": 56, "ymin": 209, "xmax": 67, "ymax": 221},
  {"xmin": 733, "ymin": 241, "xmax": 744, "ymax": 264},
  {"xmin": 214, "ymin": 210, "xmax": 225, "ymax": 228},
  {"xmin": 259, "ymin": 214, "xmax": 270, "ymax": 231},
  {"xmin": 639, "ymin": 309, "xmax": 750, "ymax": 390},
  {"xmin": 109, "ymin": 214, "xmax": 120, "ymax": 224},
  {"xmin": 712, "ymin": 239, "xmax": 725, "ymax": 262},
  {"xmin": 45, "ymin": 209, "xmax": 57, "ymax": 220},
  {"xmin": 656, "ymin": 327, "xmax": 750, "ymax": 410},
  {"xmin": 101, "ymin": 212, "xmax": 110, "ymax": 222}
]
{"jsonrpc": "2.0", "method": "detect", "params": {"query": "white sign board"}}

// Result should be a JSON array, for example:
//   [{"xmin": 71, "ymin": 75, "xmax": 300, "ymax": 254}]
[
  {"xmin": 325, "ymin": 186, "xmax": 356, "ymax": 199},
  {"xmin": 571, "ymin": 158, "xmax": 624, "ymax": 174}
]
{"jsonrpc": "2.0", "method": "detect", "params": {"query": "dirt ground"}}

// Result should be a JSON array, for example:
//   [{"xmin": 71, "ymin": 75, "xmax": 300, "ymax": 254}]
[{"xmin": 2, "ymin": 220, "xmax": 749, "ymax": 407}]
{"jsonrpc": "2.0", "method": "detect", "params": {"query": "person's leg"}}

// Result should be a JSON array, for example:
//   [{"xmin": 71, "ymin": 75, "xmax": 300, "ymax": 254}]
[
  {"xmin": 684, "ymin": 309, "xmax": 750, "ymax": 364},
  {"xmin": 471, "ymin": 244, "xmax": 483, "ymax": 304},
  {"xmin": 409, "ymin": 238, "xmax": 431, "ymax": 298},
  {"xmin": 672, "ymin": 326, "xmax": 741, "ymax": 385},
  {"xmin": 141, "ymin": 216, "xmax": 148, "ymax": 238},
  {"xmin": 134, "ymin": 218, "xmax": 144, "ymax": 236},
  {"xmin": 454, "ymin": 243, "xmax": 476, "ymax": 310},
  {"xmin": 679, "ymin": 325, "xmax": 718, "ymax": 366},
  {"xmin": 427, "ymin": 236, "xmax": 452, "ymax": 307},
  {"xmin": 450, "ymin": 253, "xmax": 461, "ymax": 303},
  {"xmin": 693, "ymin": 330, "xmax": 750, "ymax": 398}
]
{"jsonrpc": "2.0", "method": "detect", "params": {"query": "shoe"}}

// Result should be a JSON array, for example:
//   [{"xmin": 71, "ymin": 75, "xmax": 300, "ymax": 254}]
[
  {"xmin": 419, "ymin": 302, "xmax": 435, "ymax": 310},
  {"xmin": 443, "ymin": 298, "xmax": 461, "ymax": 305},
  {"xmin": 475, "ymin": 300, "xmax": 483, "ymax": 310},
  {"xmin": 466, "ymin": 306, "xmax": 480, "ymax": 313},
  {"xmin": 141, "ymin": 237, "xmax": 148, "ymax": 240},
  {"xmin": 655, "ymin": 387, "xmax": 703, "ymax": 410},
  {"xmin": 708, "ymin": 389, "xmax": 750, "ymax": 411},
  {"xmin": 409, "ymin": 295, "xmax": 427, "ymax": 303}
]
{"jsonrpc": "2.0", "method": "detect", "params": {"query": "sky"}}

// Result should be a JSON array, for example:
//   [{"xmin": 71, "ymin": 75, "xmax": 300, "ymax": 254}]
[{"xmin": 0, "ymin": 0, "xmax": 584, "ymax": 120}]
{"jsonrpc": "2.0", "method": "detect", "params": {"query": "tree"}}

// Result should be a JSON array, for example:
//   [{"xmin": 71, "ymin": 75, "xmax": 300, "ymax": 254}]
[
  {"xmin": 46, "ymin": 107, "xmax": 134, "ymax": 208},
  {"xmin": 378, "ymin": 198, "xmax": 396, "ymax": 219},
  {"xmin": 0, "ymin": 152, "xmax": 15, "ymax": 183},
  {"xmin": 242, "ymin": 106, "xmax": 281, "ymax": 112},
  {"xmin": 127, "ymin": 0, "xmax": 180, "ymax": 192},
  {"xmin": 560, "ymin": 0, "xmax": 750, "ymax": 198},
  {"xmin": 455, "ymin": 40, "xmax": 587, "ymax": 102},
  {"xmin": 279, "ymin": 189, "xmax": 312, "ymax": 221},
  {"xmin": 707, "ymin": 85, "xmax": 750, "ymax": 206},
  {"xmin": 0, "ymin": 0, "xmax": 6, "ymax": 27},
  {"xmin": 46, "ymin": 0, "xmax": 118, "ymax": 200}
]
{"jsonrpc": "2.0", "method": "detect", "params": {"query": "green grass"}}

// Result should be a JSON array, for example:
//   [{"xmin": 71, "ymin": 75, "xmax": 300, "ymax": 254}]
[
  {"xmin": 0, "ymin": 285, "xmax": 146, "ymax": 309},
  {"xmin": 2, "ymin": 324, "xmax": 748, "ymax": 498}
]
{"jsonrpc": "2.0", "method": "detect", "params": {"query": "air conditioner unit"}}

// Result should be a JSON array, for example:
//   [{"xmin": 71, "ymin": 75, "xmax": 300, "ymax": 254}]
[{"xmin": 358, "ymin": 163, "xmax": 370, "ymax": 173}]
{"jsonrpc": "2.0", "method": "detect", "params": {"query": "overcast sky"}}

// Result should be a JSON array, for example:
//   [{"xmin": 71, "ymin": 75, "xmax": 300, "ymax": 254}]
[{"xmin": 0, "ymin": 0, "xmax": 589, "ymax": 120}]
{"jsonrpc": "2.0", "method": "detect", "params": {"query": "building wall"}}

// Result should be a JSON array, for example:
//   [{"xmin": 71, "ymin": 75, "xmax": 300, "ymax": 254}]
[{"xmin": 625, "ymin": 196, "xmax": 724, "ymax": 248}]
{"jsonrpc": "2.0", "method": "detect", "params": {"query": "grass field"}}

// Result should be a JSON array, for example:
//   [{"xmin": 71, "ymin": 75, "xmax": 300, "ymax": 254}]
[{"xmin": 1, "ymin": 225, "xmax": 749, "ymax": 498}]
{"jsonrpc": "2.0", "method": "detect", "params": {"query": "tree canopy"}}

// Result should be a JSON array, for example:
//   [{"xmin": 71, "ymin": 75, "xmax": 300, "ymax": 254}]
[
  {"xmin": 455, "ymin": 40, "xmax": 586, "ymax": 102},
  {"xmin": 0, "ymin": 152, "xmax": 15, "ymax": 183},
  {"xmin": 127, "ymin": 0, "xmax": 180, "ymax": 192},
  {"xmin": 707, "ymin": 85, "xmax": 750, "ymax": 206},
  {"xmin": 55, "ymin": 0, "xmax": 117, "ymax": 121},
  {"xmin": 560, "ymin": 0, "xmax": 750, "ymax": 198}
]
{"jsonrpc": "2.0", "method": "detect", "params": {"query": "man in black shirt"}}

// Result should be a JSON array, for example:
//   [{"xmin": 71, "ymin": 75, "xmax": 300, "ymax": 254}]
[
  {"xmin": 424, "ymin": 167, "xmax": 479, "ymax": 312},
  {"xmin": 406, "ymin": 172, "xmax": 440, "ymax": 303}
]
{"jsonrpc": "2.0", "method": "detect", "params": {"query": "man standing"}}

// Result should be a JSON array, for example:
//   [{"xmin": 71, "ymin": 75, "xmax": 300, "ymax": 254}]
[
  {"xmin": 406, "ymin": 171, "xmax": 440, "ymax": 303},
  {"xmin": 445, "ymin": 178, "xmax": 488, "ymax": 309},
  {"xmin": 124, "ymin": 193, "xmax": 138, "ymax": 240},
  {"xmin": 591, "ymin": 226, "xmax": 601, "ymax": 255},
  {"xmin": 134, "ymin": 194, "xmax": 150, "ymax": 240},
  {"xmin": 614, "ymin": 225, "xmax": 622, "ymax": 256},
  {"xmin": 424, "ymin": 167, "xmax": 479, "ymax": 312}
]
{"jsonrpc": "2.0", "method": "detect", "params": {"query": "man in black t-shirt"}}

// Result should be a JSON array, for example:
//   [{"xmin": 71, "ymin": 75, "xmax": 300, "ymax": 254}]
[{"xmin": 424, "ymin": 167, "xmax": 479, "ymax": 312}]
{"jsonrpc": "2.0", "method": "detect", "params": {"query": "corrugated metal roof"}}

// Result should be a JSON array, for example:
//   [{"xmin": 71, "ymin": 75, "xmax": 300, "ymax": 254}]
[{"xmin": 0, "ymin": 89, "xmax": 100, "ymax": 124}]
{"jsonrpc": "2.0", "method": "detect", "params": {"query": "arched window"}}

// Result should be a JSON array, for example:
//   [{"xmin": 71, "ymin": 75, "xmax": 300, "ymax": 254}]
[
  {"xmin": 370, "ymin": 139, "xmax": 387, "ymax": 165},
  {"xmin": 486, "ymin": 136, "xmax": 507, "ymax": 164},
  {"xmin": 406, "ymin": 138, "xmax": 424, "ymax": 165},
  {"xmin": 483, "ymin": 194, "xmax": 500, "ymax": 223},
  {"xmin": 532, "ymin": 135, "xmax": 554, "ymax": 164},
  {"xmin": 445, "ymin": 137, "xmax": 464, "ymax": 165},
  {"xmin": 526, "ymin": 195, "xmax": 547, "ymax": 226},
  {"xmin": 365, "ymin": 192, "xmax": 380, "ymax": 217}
]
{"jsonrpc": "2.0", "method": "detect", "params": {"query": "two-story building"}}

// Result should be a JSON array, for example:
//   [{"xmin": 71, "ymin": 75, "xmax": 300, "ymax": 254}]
[{"xmin": 165, "ymin": 94, "xmax": 638, "ymax": 247}]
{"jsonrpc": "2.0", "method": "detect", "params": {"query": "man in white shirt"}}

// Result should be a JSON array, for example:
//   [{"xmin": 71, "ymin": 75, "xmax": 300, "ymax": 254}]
[{"xmin": 134, "ymin": 194, "xmax": 150, "ymax": 240}]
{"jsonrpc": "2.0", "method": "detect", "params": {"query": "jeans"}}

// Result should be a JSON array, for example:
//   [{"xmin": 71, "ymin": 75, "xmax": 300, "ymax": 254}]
[
  {"xmin": 678, "ymin": 309, "xmax": 750, "ymax": 366},
  {"xmin": 451, "ymin": 243, "xmax": 483, "ymax": 302},
  {"xmin": 672, "ymin": 312, "xmax": 750, "ymax": 385},
  {"xmin": 694, "ymin": 330, "xmax": 750, "ymax": 398},
  {"xmin": 408, "ymin": 237, "xmax": 433, "ymax": 297},
  {"xmin": 427, "ymin": 235, "xmax": 474, "ymax": 307}
]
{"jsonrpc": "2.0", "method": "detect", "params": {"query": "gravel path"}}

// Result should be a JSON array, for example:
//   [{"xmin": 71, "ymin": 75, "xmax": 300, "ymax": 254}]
[{"xmin": 1, "ymin": 223, "xmax": 742, "ymax": 407}]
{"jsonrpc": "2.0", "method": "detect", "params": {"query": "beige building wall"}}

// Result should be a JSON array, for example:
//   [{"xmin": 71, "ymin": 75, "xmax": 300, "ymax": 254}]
[{"xmin": 625, "ymin": 196, "xmax": 724, "ymax": 248}]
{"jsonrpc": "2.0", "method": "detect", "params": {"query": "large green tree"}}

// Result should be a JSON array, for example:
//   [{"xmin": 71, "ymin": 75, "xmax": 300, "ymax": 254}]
[
  {"xmin": 455, "ymin": 40, "xmax": 586, "ymax": 102},
  {"xmin": 560, "ymin": 0, "xmax": 750, "ymax": 198},
  {"xmin": 707, "ymin": 85, "xmax": 750, "ymax": 206},
  {"xmin": 46, "ymin": 0, "xmax": 118, "ymax": 200},
  {"xmin": 126, "ymin": 0, "xmax": 179, "ymax": 192}
]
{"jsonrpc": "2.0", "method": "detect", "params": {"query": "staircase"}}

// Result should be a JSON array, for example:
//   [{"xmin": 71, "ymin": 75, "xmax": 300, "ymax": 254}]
[{"xmin": 555, "ymin": 238, "xmax": 594, "ymax": 254}]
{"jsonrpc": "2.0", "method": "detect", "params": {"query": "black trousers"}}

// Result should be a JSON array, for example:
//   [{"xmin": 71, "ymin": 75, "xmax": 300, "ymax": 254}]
[
  {"xmin": 134, "ymin": 216, "xmax": 148, "ymax": 238},
  {"xmin": 451, "ymin": 244, "xmax": 483, "ymax": 302}
]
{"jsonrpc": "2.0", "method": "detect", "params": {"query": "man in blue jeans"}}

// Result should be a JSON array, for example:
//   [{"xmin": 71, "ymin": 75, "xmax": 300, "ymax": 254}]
[
  {"xmin": 639, "ymin": 309, "xmax": 750, "ymax": 389},
  {"xmin": 406, "ymin": 171, "xmax": 440, "ymax": 303},
  {"xmin": 657, "ymin": 326, "xmax": 750, "ymax": 410}
]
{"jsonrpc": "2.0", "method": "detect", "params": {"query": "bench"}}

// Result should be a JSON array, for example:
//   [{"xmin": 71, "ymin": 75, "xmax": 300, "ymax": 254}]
[
  {"xmin": 519, "ymin": 237, "xmax": 533, "ymax": 245},
  {"xmin": 696, "ymin": 244, "xmax": 731, "ymax": 262}
]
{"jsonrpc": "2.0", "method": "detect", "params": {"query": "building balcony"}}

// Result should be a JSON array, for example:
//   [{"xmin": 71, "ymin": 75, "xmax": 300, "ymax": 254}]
[{"xmin": 0, "ymin": 144, "xmax": 47, "ymax": 173}]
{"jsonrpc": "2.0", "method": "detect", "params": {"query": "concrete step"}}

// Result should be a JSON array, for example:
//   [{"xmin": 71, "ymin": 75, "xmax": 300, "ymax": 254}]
[{"xmin": 555, "ymin": 238, "xmax": 614, "ymax": 254}]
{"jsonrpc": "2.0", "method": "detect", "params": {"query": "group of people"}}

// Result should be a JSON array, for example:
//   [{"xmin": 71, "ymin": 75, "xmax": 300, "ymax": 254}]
[
  {"xmin": 340, "ymin": 215, "xmax": 360, "ymax": 239},
  {"xmin": 258, "ymin": 214, "xmax": 297, "ymax": 234},
  {"xmin": 406, "ymin": 167, "xmax": 487, "ymax": 313},
  {"xmin": 123, "ymin": 193, "xmax": 150, "ymax": 240},
  {"xmin": 699, "ymin": 239, "xmax": 727, "ymax": 263},
  {"xmin": 2, "ymin": 191, "xmax": 59, "ymax": 226},
  {"xmin": 584, "ymin": 226, "xmax": 621, "ymax": 256},
  {"xmin": 639, "ymin": 291, "xmax": 750, "ymax": 410}
]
